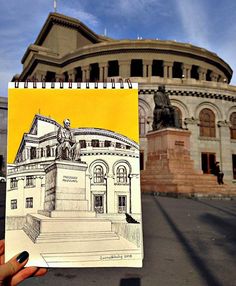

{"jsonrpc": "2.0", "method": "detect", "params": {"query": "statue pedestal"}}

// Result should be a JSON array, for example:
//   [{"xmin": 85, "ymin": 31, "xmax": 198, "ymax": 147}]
[
  {"xmin": 141, "ymin": 128, "xmax": 223, "ymax": 195},
  {"xmin": 43, "ymin": 160, "xmax": 88, "ymax": 214}
]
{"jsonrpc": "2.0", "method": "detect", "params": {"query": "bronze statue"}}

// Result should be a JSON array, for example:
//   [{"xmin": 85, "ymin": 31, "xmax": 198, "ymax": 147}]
[
  {"xmin": 56, "ymin": 119, "xmax": 81, "ymax": 161},
  {"xmin": 152, "ymin": 86, "xmax": 180, "ymax": 130}
]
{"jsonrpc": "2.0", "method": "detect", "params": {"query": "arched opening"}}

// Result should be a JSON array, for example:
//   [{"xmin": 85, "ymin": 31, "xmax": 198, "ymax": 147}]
[
  {"xmin": 139, "ymin": 106, "xmax": 146, "ymax": 136},
  {"xmin": 230, "ymin": 112, "xmax": 236, "ymax": 139},
  {"xmin": 174, "ymin": 106, "xmax": 183, "ymax": 128},
  {"xmin": 131, "ymin": 60, "xmax": 143, "ymax": 77},
  {"xmin": 199, "ymin": 108, "xmax": 216, "ymax": 137}
]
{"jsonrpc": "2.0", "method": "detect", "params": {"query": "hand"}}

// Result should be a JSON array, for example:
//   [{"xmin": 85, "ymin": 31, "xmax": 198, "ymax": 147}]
[{"xmin": 0, "ymin": 240, "xmax": 47, "ymax": 286}]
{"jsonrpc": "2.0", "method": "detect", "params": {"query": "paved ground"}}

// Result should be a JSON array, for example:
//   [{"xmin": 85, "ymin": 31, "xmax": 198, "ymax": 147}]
[{"xmin": 1, "ymin": 183, "xmax": 236, "ymax": 286}]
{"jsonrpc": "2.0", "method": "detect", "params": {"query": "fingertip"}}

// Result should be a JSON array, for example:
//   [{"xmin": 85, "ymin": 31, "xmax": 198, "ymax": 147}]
[{"xmin": 16, "ymin": 251, "xmax": 29, "ymax": 264}]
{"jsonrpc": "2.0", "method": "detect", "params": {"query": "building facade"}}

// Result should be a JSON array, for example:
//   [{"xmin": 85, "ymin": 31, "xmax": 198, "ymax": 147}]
[
  {"xmin": 8, "ymin": 12, "xmax": 236, "ymax": 184},
  {"xmin": 0, "ymin": 97, "xmax": 7, "ymax": 176}
]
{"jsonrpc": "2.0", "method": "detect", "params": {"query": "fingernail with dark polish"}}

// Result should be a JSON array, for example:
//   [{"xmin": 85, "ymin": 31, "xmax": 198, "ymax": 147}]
[{"xmin": 17, "ymin": 251, "xmax": 29, "ymax": 263}]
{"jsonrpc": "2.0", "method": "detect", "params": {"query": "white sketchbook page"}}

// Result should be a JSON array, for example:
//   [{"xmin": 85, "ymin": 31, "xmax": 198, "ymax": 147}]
[{"xmin": 5, "ymin": 83, "xmax": 143, "ymax": 268}]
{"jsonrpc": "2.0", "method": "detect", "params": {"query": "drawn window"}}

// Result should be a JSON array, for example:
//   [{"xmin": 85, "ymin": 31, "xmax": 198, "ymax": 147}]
[
  {"xmin": 199, "ymin": 108, "xmax": 216, "ymax": 137},
  {"xmin": 11, "ymin": 199, "xmax": 17, "ymax": 209},
  {"xmin": 104, "ymin": 140, "xmax": 111, "ymax": 147},
  {"xmin": 118, "ymin": 196, "xmax": 127, "ymax": 213},
  {"xmin": 25, "ymin": 176, "xmax": 35, "ymax": 187},
  {"xmin": 26, "ymin": 197, "xmax": 33, "ymax": 208},
  {"xmin": 10, "ymin": 178, "xmax": 18, "ymax": 189},
  {"xmin": 91, "ymin": 139, "xmax": 99, "ymax": 147},
  {"xmin": 46, "ymin": 145, "xmax": 51, "ymax": 157},
  {"xmin": 41, "ymin": 148, "xmax": 44, "ymax": 157},
  {"xmin": 117, "ymin": 166, "xmax": 127, "ymax": 183},
  {"xmin": 230, "ymin": 112, "xmax": 236, "ymax": 139},
  {"xmin": 79, "ymin": 140, "xmax": 86, "ymax": 148},
  {"xmin": 116, "ymin": 142, "xmax": 122, "ymax": 148},
  {"xmin": 93, "ymin": 165, "xmax": 104, "ymax": 183},
  {"xmin": 30, "ymin": 147, "xmax": 36, "ymax": 159}
]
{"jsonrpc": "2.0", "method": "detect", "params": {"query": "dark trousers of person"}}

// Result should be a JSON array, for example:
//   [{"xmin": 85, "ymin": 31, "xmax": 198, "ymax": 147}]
[{"xmin": 217, "ymin": 172, "xmax": 224, "ymax": 184}]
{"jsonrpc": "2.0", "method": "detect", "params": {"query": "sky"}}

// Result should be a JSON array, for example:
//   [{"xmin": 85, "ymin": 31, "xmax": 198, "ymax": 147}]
[{"xmin": 1, "ymin": 0, "xmax": 236, "ymax": 97}]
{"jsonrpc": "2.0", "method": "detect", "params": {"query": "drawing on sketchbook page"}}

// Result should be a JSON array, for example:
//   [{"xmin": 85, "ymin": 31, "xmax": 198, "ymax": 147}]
[{"xmin": 6, "ymin": 114, "xmax": 142, "ymax": 267}]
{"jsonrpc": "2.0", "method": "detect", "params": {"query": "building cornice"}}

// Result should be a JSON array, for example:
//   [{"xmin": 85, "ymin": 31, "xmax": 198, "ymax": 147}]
[{"xmin": 20, "ymin": 41, "xmax": 232, "ymax": 82}]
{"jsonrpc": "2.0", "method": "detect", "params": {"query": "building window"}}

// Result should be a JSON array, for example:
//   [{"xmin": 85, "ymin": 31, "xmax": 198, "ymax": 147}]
[
  {"xmin": 108, "ymin": 60, "xmax": 119, "ymax": 77},
  {"xmin": 118, "ymin": 196, "xmax": 127, "ymax": 213},
  {"xmin": 46, "ymin": 145, "xmax": 51, "ymax": 157},
  {"xmin": 152, "ymin": 60, "xmax": 163, "ymax": 77},
  {"xmin": 45, "ymin": 71, "xmax": 56, "ymax": 82},
  {"xmin": 117, "ymin": 166, "xmax": 127, "ymax": 183},
  {"xmin": 131, "ymin": 60, "xmax": 143, "ymax": 77},
  {"xmin": 90, "ymin": 63, "xmax": 99, "ymax": 82},
  {"xmin": 79, "ymin": 140, "xmax": 86, "ymax": 148},
  {"xmin": 26, "ymin": 197, "xmax": 33, "ymax": 208},
  {"xmin": 173, "ymin": 62, "xmax": 183, "ymax": 78},
  {"xmin": 191, "ymin": 65, "xmax": 199, "ymax": 80},
  {"xmin": 230, "ymin": 112, "xmax": 236, "ymax": 139},
  {"xmin": 91, "ymin": 139, "xmax": 99, "ymax": 147},
  {"xmin": 139, "ymin": 106, "xmax": 146, "ymax": 136},
  {"xmin": 201, "ymin": 153, "xmax": 215, "ymax": 174},
  {"xmin": 199, "ymin": 108, "xmax": 216, "ymax": 137},
  {"xmin": 104, "ymin": 140, "xmax": 111, "ymax": 147},
  {"xmin": 206, "ymin": 69, "xmax": 212, "ymax": 81},
  {"xmin": 25, "ymin": 176, "xmax": 35, "ymax": 187},
  {"xmin": 30, "ymin": 147, "xmax": 37, "ymax": 159},
  {"xmin": 10, "ymin": 178, "xmax": 18, "ymax": 189},
  {"xmin": 232, "ymin": 154, "xmax": 236, "ymax": 179},
  {"xmin": 75, "ymin": 67, "xmax": 82, "ymax": 82},
  {"xmin": 11, "ymin": 199, "xmax": 17, "ymax": 209},
  {"xmin": 140, "ymin": 151, "xmax": 144, "ymax": 170},
  {"xmin": 93, "ymin": 165, "xmax": 104, "ymax": 183}
]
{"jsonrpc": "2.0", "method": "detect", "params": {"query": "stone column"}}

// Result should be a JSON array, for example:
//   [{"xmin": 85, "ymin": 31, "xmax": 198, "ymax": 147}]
[
  {"xmin": 68, "ymin": 69, "xmax": 76, "ymax": 81},
  {"xmin": 210, "ymin": 72, "xmax": 219, "ymax": 82},
  {"xmin": 119, "ymin": 60, "xmax": 131, "ymax": 78},
  {"xmin": 143, "ymin": 60, "xmax": 152, "ymax": 77},
  {"xmin": 218, "ymin": 120, "xmax": 232, "ymax": 181},
  {"xmin": 33, "ymin": 70, "xmax": 47, "ymax": 81},
  {"xmin": 106, "ymin": 174, "xmax": 115, "ymax": 213},
  {"xmin": 182, "ymin": 64, "xmax": 191, "ymax": 79},
  {"xmin": 99, "ymin": 63, "xmax": 108, "ymax": 81},
  {"xmin": 184, "ymin": 117, "xmax": 201, "ymax": 171},
  {"xmin": 82, "ymin": 65, "xmax": 90, "ymax": 81},
  {"xmin": 198, "ymin": 67, "xmax": 207, "ymax": 81},
  {"xmin": 163, "ymin": 61, "xmax": 173, "ymax": 78}
]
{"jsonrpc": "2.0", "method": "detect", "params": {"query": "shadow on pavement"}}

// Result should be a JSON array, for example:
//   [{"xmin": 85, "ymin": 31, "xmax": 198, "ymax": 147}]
[
  {"xmin": 199, "ymin": 213, "xmax": 236, "ymax": 259},
  {"xmin": 193, "ymin": 199, "xmax": 236, "ymax": 218},
  {"xmin": 153, "ymin": 196, "xmax": 222, "ymax": 286}
]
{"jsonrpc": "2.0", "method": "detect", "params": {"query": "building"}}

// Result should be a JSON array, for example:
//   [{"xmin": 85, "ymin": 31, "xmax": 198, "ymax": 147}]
[
  {"xmin": 10, "ymin": 12, "xmax": 236, "ymax": 184},
  {"xmin": 0, "ymin": 97, "xmax": 7, "ymax": 176},
  {"xmin": 7, "ymin": 114, "xmax": 141, "ymax": 226}
]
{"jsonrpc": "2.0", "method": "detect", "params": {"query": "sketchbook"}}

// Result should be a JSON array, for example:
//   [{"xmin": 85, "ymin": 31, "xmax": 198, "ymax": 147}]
[{"xmin": 5, "ymin": 82, "xmax": 143, "ymax": 268}]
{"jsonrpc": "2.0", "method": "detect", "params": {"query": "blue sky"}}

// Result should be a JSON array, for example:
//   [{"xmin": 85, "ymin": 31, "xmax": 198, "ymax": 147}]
[{"xmin": 1, "ymin": 0, "xmax": 236, "ymax": 97}]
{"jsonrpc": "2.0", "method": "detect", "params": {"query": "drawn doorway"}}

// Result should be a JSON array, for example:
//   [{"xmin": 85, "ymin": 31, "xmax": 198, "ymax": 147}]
[{"xmin": 94, "ymin": 195, "xmax": 104, "ymax": 213}]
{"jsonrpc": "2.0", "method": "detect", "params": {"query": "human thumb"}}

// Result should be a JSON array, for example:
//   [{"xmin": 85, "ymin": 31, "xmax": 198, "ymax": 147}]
[{"xmin": 0, "ymin": 251, "xmax": 29, "ymax": 282}]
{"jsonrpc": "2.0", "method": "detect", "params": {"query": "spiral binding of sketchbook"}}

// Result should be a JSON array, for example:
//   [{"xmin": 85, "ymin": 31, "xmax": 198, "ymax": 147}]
[
  {"xmin": 6, "ymin": 80, "xmax": 143, "ymax": 268},
  {"xmin": 13, "ymin": 78, "xmax": 133, "ymax": 89}
]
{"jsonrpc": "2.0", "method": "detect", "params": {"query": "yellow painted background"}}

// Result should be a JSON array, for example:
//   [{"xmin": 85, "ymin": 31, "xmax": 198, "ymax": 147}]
[{"xmin": 8, "ymin": 88, "xmax": 139, "ymax": 163}]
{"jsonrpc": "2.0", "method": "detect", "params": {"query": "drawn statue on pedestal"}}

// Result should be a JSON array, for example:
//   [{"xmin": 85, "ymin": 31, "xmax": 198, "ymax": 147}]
[
  {"xmin": 56, "ymin": 119, "xmax": 81, "ymax": 161},
  {"xmin": 152, "ymin": 85, "xmax": 180, "ymax": 130}
]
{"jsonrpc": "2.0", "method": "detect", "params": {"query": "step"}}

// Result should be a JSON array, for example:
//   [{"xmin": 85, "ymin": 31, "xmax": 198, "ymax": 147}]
[
  {"xmin": 50, "ymin": 211, "xmax": 96, "ymax": 218},
  {"xmin": 35, "ymin": 231, "xmax": 119, "ymax": 243},
  {"xmin": 41, "ymin": 249, "xmax": 142, "ymax": 267}
]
